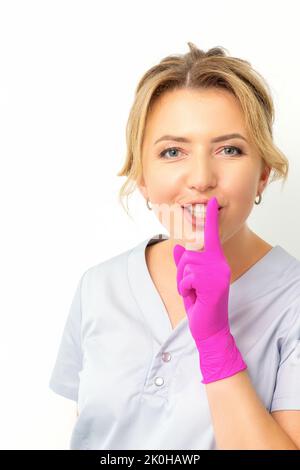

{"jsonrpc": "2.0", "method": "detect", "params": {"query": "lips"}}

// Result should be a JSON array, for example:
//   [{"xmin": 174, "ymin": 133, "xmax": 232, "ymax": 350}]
[
  {"xmin": 181, "ymin": 205, "xmax": 223, "ymax": 227},
  {"xmin": 180, "ymin": 199, "xmax": 222, "ymax": 211},
  {"xmin": 180, "ymin": 204, "xmax": 223, "ymax": 211}
]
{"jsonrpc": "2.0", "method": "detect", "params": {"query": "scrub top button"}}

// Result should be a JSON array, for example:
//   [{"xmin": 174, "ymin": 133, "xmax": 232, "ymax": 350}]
[
  {"xmin": 154, "ymin": 376, "xmax": 164, "ymax": 386},
  {"xmin": 162, "ymin": 352, "xmax": 172, "ymax": 362}
]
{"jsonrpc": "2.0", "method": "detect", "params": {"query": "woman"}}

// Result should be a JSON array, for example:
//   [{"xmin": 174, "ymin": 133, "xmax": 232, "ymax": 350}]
[{"xmin": 49, "ymin": 42, "xmax": 300, "ymax": 450}]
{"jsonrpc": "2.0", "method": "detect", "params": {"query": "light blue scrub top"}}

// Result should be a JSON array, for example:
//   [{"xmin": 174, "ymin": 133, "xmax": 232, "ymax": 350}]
[{"xmin": 49, "ymin": 233, "xmax": 300, "ymax": 450}]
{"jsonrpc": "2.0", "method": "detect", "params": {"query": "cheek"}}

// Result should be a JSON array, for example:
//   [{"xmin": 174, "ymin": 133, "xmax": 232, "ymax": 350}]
[
  {"xmin": 218, "ymin": 199, "xmax": 254, "ymax": 245},
  {"xmin": 146, "ymin": 168, "xmax": 180, "ymax": 203},
  {"xmin": 218, "ymin": 168, "xmax": 258, "ymax": 231},
  {"xmin": 220, "ymin": 168, "xmax": 258, "ymax": 206}
]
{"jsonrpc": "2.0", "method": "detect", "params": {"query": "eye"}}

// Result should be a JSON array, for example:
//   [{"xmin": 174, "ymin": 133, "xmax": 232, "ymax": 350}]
[
  {"xmin": 220, "ymin": 146, "xmax": 243, "ymax": 156},
  {"xmin": 158, "ymin": 145, "xmax": 244, "ymax": 160},
  {"xmin": 159, "ymin": 147, "xmax": 184, "ymax": 159}
]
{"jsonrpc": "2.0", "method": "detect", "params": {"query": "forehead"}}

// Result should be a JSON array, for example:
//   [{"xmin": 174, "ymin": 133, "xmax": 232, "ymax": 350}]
[{"xmin": 144, "ymin": 88, "xmax": 248, "ymax": 144}]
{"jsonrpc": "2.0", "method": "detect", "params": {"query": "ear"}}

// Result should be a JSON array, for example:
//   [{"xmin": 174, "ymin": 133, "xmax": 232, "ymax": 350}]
[
  {"xmin": 136, "ymin": 174, "xmax": 149, "ymax": 201},
  {"xmin": 258, "ymin": 163, "xmax": 271, "ymax": 194}
]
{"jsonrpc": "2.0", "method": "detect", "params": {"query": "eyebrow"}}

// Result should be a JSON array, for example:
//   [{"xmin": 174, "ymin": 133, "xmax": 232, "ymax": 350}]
[{"xmin": 154, "ymin": 133, "xmax": 248, "ymax": 145}]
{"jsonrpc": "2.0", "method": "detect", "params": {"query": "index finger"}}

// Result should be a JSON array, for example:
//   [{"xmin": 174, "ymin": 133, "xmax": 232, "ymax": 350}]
[{"xmin": 203, "ymin": 196, "xmax": 222, "ymax": 253}]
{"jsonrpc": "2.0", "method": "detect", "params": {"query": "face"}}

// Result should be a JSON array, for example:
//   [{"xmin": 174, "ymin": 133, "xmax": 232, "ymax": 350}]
[{"xmin": 138, "ymin": 88, "xmax": 270, "ymax": 251}]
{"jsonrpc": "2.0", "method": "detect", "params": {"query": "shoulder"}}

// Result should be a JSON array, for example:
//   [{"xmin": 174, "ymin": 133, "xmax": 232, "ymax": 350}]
[
  {"xmin": 83, "ymin": 243, "xmax": 138, "ymax": 281},
  {"xmin": 80, "ymin": 237, "xmax": 150, "ymax": 292},
  {"xmin": 277, "ymin": 247, "xmax": 300, "ymax": 299},
  {"xmin": 274, "ymin": 245, "xmax": 300, "ymax": 275},
  {"xmin": 274, "ymin": 247, "xmax": 300, "ymax": 339}
]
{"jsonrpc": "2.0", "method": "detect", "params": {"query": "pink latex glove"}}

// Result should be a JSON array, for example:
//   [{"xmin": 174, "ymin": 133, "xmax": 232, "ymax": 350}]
[{"xmin": 173, "ymin": 196, "xmax": 247, "ymax": 384}]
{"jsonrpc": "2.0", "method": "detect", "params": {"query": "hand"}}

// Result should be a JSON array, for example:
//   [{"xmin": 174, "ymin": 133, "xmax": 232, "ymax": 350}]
[{"xmin": 173, "ymin": 197, "xmax": 247, "ymax": 384}]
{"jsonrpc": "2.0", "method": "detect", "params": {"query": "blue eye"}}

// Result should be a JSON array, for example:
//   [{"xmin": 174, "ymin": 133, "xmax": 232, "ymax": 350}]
[
  {"xmin": 159, "ymin": 146, "xmax": 243, "ymax": 159},
  {"xmin": 221, "ymin": 146, "xmax": 243, "ymax": 156},
  {"xmin": 159, "ymin": 147, "xmax": 183, "ymax": 159}
]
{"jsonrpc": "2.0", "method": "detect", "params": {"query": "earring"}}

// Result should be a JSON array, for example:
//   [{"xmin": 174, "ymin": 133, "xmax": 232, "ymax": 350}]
[
  {"xmin": 146, "ymin": 199, "xmax": 152, "ymax": 210},
  {"xmin": 254, "ymin": 193, "xmax": 262, "ymax": 205}
]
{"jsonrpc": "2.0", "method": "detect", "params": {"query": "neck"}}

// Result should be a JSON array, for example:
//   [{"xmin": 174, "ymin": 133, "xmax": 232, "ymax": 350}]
[{"xmin": 157, "ymin": 224, "xmax": 269, "ymax": 285}]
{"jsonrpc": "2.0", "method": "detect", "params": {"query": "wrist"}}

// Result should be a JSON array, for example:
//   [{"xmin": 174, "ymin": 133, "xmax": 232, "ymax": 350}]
[{"xmin": 195, "ymin": 325, "xmax": 247, "ymax": 384}]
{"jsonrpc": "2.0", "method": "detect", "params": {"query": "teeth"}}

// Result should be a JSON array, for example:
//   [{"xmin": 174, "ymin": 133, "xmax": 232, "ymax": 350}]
[{"xmin": 185, "ymin": 204, "xmax": 206, "ymax": 217}]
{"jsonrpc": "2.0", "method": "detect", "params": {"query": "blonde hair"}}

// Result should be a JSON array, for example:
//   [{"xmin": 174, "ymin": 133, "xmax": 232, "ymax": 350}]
[{"xmin": 117, "ymin": 42, "xmax": 289, "ymax": 217}]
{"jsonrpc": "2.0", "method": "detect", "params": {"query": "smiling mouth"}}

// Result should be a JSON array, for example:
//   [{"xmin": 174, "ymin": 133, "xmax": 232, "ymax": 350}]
[
  {"xmin": 180, "ymin": 205, "xmax": 223, "ymax": 226},
  {"xmin": 180, "ymin": 205, "xmax": 223, "ymax": 213}
]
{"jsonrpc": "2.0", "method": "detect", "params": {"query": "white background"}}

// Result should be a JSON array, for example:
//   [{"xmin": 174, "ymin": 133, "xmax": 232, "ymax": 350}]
[{"xmin": 0, "ymin": 0, "xmax": 299, "ymax": 449}]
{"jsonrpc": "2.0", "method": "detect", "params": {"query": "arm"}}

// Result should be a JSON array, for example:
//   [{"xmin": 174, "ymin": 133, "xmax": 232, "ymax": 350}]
[
  {"xmin": 173, "ymin": 198, "xmax": 300, "ymax": 450},
  {"xmin": 205, "ymin": 369, "xmax": 299, "ymax": 450}
]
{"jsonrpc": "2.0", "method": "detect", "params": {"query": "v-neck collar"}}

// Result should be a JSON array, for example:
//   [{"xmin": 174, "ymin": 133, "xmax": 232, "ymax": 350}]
[
  {"xmin": 127, "ymin": 233, "xmax": 281, "ymax": 348},
  {"xmin": 127, "ymin": 233, "xmax": 194, "ymax": 350}
]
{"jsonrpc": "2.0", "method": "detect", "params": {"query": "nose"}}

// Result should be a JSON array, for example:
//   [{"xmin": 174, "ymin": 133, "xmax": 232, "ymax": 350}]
[{"xmin": 185, "ymin": 156, "xmax": 217, "ymax": 191}]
